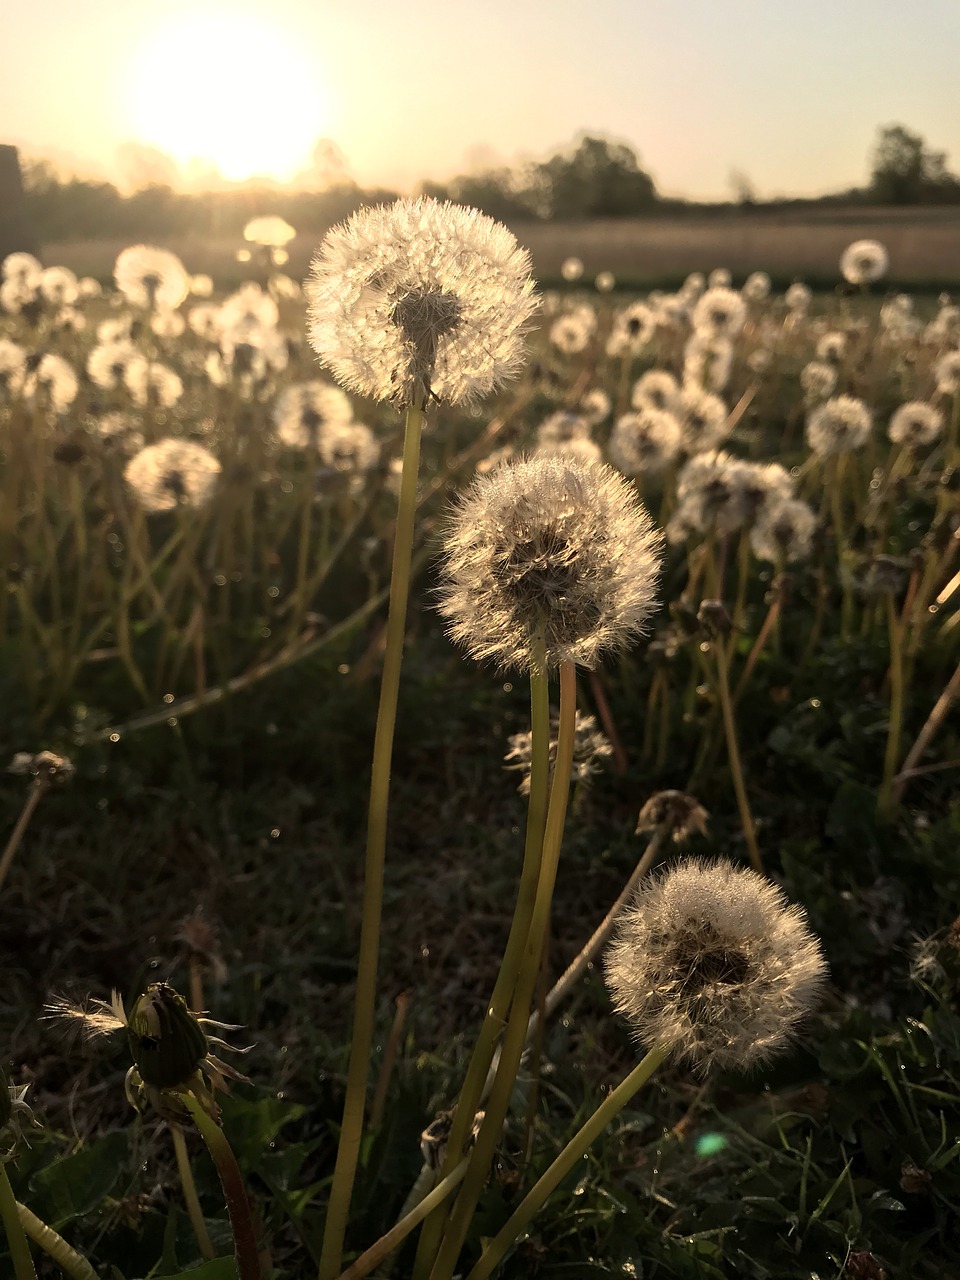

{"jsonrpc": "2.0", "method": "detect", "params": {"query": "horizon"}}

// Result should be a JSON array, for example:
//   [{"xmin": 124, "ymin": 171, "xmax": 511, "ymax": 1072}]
[{"xmin": 3, "ymin": 0, "xmax": 959, "ymax": 202}]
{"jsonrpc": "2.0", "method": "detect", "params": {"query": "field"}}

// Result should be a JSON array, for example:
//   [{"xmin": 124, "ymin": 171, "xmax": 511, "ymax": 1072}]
[
  {"xmin": 44, "ymin": 205, "xmax": 960, "ymax": 291},
  {"xmin": 1, "ymin": 223, "xmax": 959, "ymax": 1280}
]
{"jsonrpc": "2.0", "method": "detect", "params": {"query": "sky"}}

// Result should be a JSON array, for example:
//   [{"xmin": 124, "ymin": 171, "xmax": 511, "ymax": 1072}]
[{"xmin": 2, "ymin": 0, "xmax": 959, "ymax": 199}]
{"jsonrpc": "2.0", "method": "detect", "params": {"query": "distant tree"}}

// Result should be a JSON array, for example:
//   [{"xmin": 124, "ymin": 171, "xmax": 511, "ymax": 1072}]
[
  {"xmin": 531, "ymin": 134, "xmax": 658, "ymax": 218},
  {"xmin": 869, "ymin": 124, "xmax": 960, "ymax": 204},
  {"xmin": 729, "ymin": 168, "xmax": 757, "ymax": 206}
]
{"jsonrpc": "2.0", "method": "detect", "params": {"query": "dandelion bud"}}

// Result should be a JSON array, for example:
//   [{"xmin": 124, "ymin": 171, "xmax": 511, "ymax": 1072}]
[
  {"xmin": 126, "ymin": 983, "xmax": 209, "ymax": 1093},
  {"xmin": 697, "ymin": 598, "xmax": 733, "ymax": 638},
  {"xmin": 438, "ymin": 454, "xmax": 663, "ymax": 671},
  {"xmin": 606, "ymin": 860, "xmax": 827, "ymax": 1074},
  {"xmin": 635, "ymin": 790, "xmax": 709, "ymax": 843}
]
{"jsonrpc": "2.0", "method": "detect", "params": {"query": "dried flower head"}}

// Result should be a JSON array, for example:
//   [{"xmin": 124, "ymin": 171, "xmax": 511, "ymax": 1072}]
[
  {"xmin": 505, "ymin": 710, "xmax": 613, "ymax": 794},
  {"xmin": 438, "ymin": 454, "xmax": 663, "ymax": 671},
  {"xmin": 124, "ymin": 439, "xmax": 221, "ymax": 513},
  {"xmin": 635, "ymin": 790, "xmax": 709, "ymax": 843},
  {"xmin": 606, "ymin": 859, "xmax": 827, "ymax": 1073},
  {"xmin": 306, "ymin": 197, "xmax": 537, "ymax": 407},
  {"xmin": 840, "ymin": 239, "xmax": 889, "ymax": 286},
  {"xmin": 115, "ymin": 245, "xmax": 190, "ymax": 311},
  {"xmin": 888, "ymin": 401, "xmax": 944, "ymax": 450},
  {"xmin": 806, "ymin": 395, "xmax": 872, "ymax": 457}
]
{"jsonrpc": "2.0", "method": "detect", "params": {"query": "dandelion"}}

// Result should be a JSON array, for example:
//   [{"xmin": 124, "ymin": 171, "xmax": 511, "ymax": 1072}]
[
  {"xmin": 123, "ymin": 356, "xmax": 184, "ymax": 409},
  {"xmin": 78, "ymin": 276, "xmax": 103, "ymax": 299},
  {"xmin": 578, "ymin": 387, "xmax": 612, "ymax": 426},
  {"xmin": 189, "ymin": 304, "xmax": 221, "ymax": 342},
  {"xmin": 504, "ymin": 710, "xmax": 613, "ymax": 794},
  {"xmin": 816, "ymin": 331, "xmax": 847, "ymax": 362},
  {"xmin": 676, "ymin": 450, "xmax": 750, "ymax": 535},
  {"xmin": 2, "ymin": 252, "xmax": 42, "ymax": 287},
  {"xmin": 750, "ymin": 497, "xmax": 817, "ymax": 563},
  {"xmin": 800, "ymin": 359, "xmax": 838, "ymax": 402},
  {"xmin": 0, "ymin": 338, "xmax": 27, "ymax": 392},
  {"xmin": 319, "ymin": 421, "xmax": 380, "ymax": 488},
  {"xmin": 606, "ymin": 859, "xmax": 827, "ymax": 1073},
  {"xmin": 888, "ymin": 401, "xmax": 944, "ymax": 449},
  {"xmin": 438, "ymin": 454, "xmax": 662, "ymax": 671},
  {"xmin": 39, "ymin": 265, "xmax": 79, "ymax": 308},
  {"xmin": 549, "ymin": 312, "xmax": 593, "ymax": 355},
  {"xmin": 152, "ymin": 309, "xmax": 187, "ymax": 339},
  {"xmin": 271, "ymin": 381, "xmax": 354, "ymax": 450},
  {"xmin": 933, "ymin": 350, "xmax": 960, "ymax": 396},
  {"xmin": 124, "ymin": 438, "xmax": 221, "ymax": 512},
  {"xmin": 561, "ymin": 256, "xmax": 584, "ymax": 282},
  {"xmin": 115, "ymin": 245, "xmax": 190, "ymax": 311},
  {"xmin": 683, "ymin": 334, "xmax": 734, "ymax": 392},
  {"xmin": 16, "ymin": 353, "xmax": 79, "ymax": 413},
  {"xmin": 607, "ymin": 301, "xmax": 656, "ymax": 356},
  {"xmin": 806, "ymin": 394, "xmax": 872, "ymax": 457},
  {"xmin": 0, "ymin": 276, "xmax": 37, "ymax": 316},
  {"xmin": 535, "ymin": 410, "xmax": 601, "ymax": 462},
  {"xmin": 632, "ymin": 369, "xmax": 679, "ymax": 413},
  {"xmin": 595, "ymin": 271, "xmax": 616, "ymax": 293},
  {"xmin": 676, "ymin": 385, "xmax": 730, "ymax": 453},
  {"xmin": 692, "ymin": 287, "xmax": 746, "ymax": 341},
  {"xmin": 306, "ymin": 197, "xmax": 537, "ymax": 408},
  {"xmin": 87, "ymin": 339, "xmax": 138, "ymax": 390},
  {"xmin": 635, "ymin": 790, "xmax": 709, "ymax": 842},
  {"xmin": 785, "ymin": 282, "xmax": 811, "ymax": 313},
  {"xmin": 742, "ymin": 270, "xmax": 771, "ymax": 302},
  {"xmin": 191, "ymin": 273, "xmax": 215, "ymax": 298},
  {"xmin": 609, "ymin": 408, "xmax": 682, "ymax": 477},
  {"xmin": 840, "ymin": 239, "xmax": 888, "ymax": 286},
  {"xmin": 219, "ymin": 282, "xmax": 280, "ymax": 336}
]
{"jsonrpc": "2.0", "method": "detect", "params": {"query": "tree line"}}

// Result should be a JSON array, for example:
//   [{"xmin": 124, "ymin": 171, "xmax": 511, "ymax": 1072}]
[{"xmin": 16, "ymin": 124, "xmax": 960, "ymax": 245}]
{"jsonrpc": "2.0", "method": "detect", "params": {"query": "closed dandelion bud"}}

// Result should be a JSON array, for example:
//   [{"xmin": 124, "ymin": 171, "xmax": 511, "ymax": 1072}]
[
  {"xmin": 438, "ymin": 454, "xmax": 663, "ymax": 671},
  {"xmin": 697, "ymin": 598, "xmax": 733, "ymax": 638},
  {"xmin": 605, "ymin": 859, "xmax": 827, "ymax": 1074},
  {"xmin": 126, "ymin": 983, "xmax": 209, "ymax": 1091},
  {"xmin": 635, "ymin": 790, "xmax": 709, "ymax": 843}
]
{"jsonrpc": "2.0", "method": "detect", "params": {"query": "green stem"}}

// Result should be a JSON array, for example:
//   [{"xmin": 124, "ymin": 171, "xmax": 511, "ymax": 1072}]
[
  {"xmin": 879, "ymin": 592, "xmax": 905, "ymax": 817},
  {"xmin": 0, "ymin": 784, "xmax": 46, "ymax": 898},
  {"xmin": 0, "ymin": 1163, "xmax": 36, "ymax": 1280},
  {"xmin": 15, "ymin": 1203, "xmax": 96, "ymax": 1280},
  {"xmin": 464, "ymin": 1045, "xmax": 670, "ymax": 1280},
  {"xmin": 713, "ymin": 640, "xmax": 763, "ymax": 874},
  {"xmin": 318, "ymin": 399, "xmax": 425, "ymax": 1280},
  {"xmin": 181, "ymin": 1094, "xmax": 261, "ymax": 1280},
  {"xmin": 428, "ymin": 660, "xmax": 577, "ymax": 1280},
  {"xmin": 413, "ymin": 641, "xmax": 551, "ymax": 1279},
  {"xmin": 336, "ymin": 1159, "xmax": 468, "ymax": 1280},
  {"xmin": 171, "ymin": 1123, "xmax": 216, "ymax": 1261}
]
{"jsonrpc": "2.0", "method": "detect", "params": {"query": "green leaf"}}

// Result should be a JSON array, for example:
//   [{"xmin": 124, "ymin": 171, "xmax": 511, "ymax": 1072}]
[{"xmin": 32, "ymin": 1129, "xmax": 129, "ymax": 1227}]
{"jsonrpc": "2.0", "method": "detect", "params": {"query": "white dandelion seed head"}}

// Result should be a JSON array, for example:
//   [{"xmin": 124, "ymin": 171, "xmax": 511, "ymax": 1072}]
[
  {"xmin": 800, "ymin": 360, "xmax": 838, "ymax": 402},
  {"xmin": 124, "ymin": 438, "xmax": 221, "ymax": 513},
  {"xmin": 39, "ymin": 265, "xmax": 79, "ymax": 308},
  {"xmin": 114, "ymin": 245, "xmax": 190, "ymax": 311},
  {"xmin": 151, "ymin": 309, "xmax": 187, "ymax": 340},
  {"xmin": 218, "ymin": 283, "xmax": 280, "ymax": 336},
  {"xmin": 87, "ymin": 340, "xmax": 138, "ymax": 390},
  {"xmin": 806, "ymin": 395, "xmax": 872, "ymax": 457},
  {"xmin": 535, "ymin": 411, "xmax": 601, "ymax": 462},
  {"xmin": 2, "ymin": 252, "xmax": 42, "ymax": 288},
  {"xmin": 17, "ymin": 354, "xmax": 79, "ymax": 414},
  {"xmin": 272, "ymin": 381, "xmax": 355, "ymax": 450},
  {"xmin": 676, "ymin": 385, "xmax": 731, "ymax": 453},
  {"xmin": 815, "ymin": 331, "xmax": 847, "ymax": 363},
  {"xmin": 550, "ymin": 312, "xmax": 593, "ymax": 355},
  {"xmin": 306, "ymin": 197, "xmax": 538, "ymax": 407},
  {"xmin": 609, "ymin": 409, "xmax": 682, "ymax": 477},
  {"xmin": 608, "ymin": 301, "xmax": 656, "ymax": 356},
  {"xmin": 692, "ymin": 287, "xmax": 746, "ymax": 342},
  {"xmin": 924, "ymin": 304, "xmax": 960, "ymax": 345},
  {"xmin": 188, "ymin": 304, "xmax": 221, "ymax": 342},
  {"xmin": 933, "ymin": 349, "xmax": 960, "ymax": 396},
  {"xmin": 676, "ymin": 450, "xmax": 750, "ymax": 536},
  {"xmin": 785, "ymin": 282, "xmax": 812, "ymax": 313},
  {"xmin": 683, "ymin": 334, "xmax": 734, "ymax": 393},
  {"xmin": 750, "ymin": 497, "xmax": 817, "ymax": 564},
  {"xmin": 190, "ymin": 273, "xmax": 214, "ymax": 298},
  {"xmin": 605, "ymin": 858, "xmax": 827, "ymax": 1074},
  {"xmin": 561, "ymin": 256, "xmax": 584, "ymax": 282},
  {"xmin": 888, "ymin": 401, "xmax": 944, "ymax": 449},
  {"xmin": 578, "ymin": 387, "xmax": 612, "ymax": 427},
  {"xmin": 708, "ymin": 268, "xmax": 732, "ymax": 289},
  {"xmin": 438, "ymin": 454, "xmax": 663, "ymax": 671},
  {"xmin": 595, "ymin": 271, "xmax": 616, "ymax": 293},
  {"xmin": 682, "ymin": 272, "xmax": 706, "ymax": 300},
  {"xmin": 632, "ymin": 370, "xmax": 680, "ymax": 414},
  {"xmin": 0, "ymin": 276, "xmax": 38, "ymax": 315},
  {"xmin": 742, "ymin": 271, "xmax": 771, "ymax": 303},
  {"xmin": 319, "ymin": 420, "xmax": 380, "ymax": 482},
  {"xmin": 123, "ymin": 356, "xmax": 184, "ymax": 409},
  {"xmin": 840, "ymin": 239, "xmax": 889, "ymax": 286},
  {"xmin": 78, "ymin": 277, "xmax": 103, "ymax": 300},
  {"xmin": 0, "ymin": 338, "xmax": 27, "ymax": 389}
]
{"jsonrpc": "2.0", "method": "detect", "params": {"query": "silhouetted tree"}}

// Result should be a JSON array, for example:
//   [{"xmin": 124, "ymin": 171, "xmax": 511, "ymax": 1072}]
[
  {"xmin": 870, "ymin": 124, "xmax": 960, "ymax": 204},
  {"xmin": 531, "ymin": 135, "xmax": 658, "ymax": 218}
]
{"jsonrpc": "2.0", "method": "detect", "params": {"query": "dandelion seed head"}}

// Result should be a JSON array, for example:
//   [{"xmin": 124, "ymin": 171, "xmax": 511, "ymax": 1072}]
[
  {"xmin": 840, "ymin": 239, "xmax": 889, "ymax": 286},
  {"xmin": 800, "ymin": 360, "xmax": 838, "ymax": 402},
  {"xmin": 806, "ymin": 395, "xmax": 872, "ymax": 457},
  {"xmin": 692, "ymin": 287, "xmax": 746, "ymax": 342},
  {"xmin": 888, "ymin": 401, "xmax": 944, "ymax": 449},
  {"xmin": 124, "ymin": 438, "xmax": 221, "ymax": 513},
  {"xmin": 115, "ymin": 245, "xmax": 190, "ymax": 311},
  {"xmin": 632, "ymin": 370, "xmax": 679, "ymax": 414},
  {"xmin": 750, "ymin": 497, "xmax": 817, "ymax": 563},
  {"xmin": 438, "ymin": 454, "xmax": 663, "ymax": 671},
  {"xmin": 609, "ymin": 408, "xmax": 682, "ymax": 477},
  {"xmin": 505, "ymin": 710, "xmax": 613, "ymax": 794},
  {"xmin": 933, "ymin": 350, "xmax": 960, "ymax": 397},
  {"xmin": 605, "ymin": 859, "xmax": 827, "ymax": 1073}
]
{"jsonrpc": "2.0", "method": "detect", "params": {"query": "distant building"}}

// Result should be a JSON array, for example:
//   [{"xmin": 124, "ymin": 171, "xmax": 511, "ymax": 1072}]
[{"xmin": 0, "ymin": 146, "xmax": 37, "ymax": 260}]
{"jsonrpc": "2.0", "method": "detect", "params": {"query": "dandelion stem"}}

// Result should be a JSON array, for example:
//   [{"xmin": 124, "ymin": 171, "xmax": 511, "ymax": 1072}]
[
  {"xmin": 0, "ymin": 1163, "xmax": 36, "ymax": 1280},
  {"xmin": 16, "ymin": 1202, "xmax": 96, "ymax": 1280},
  {"xmin": 319, "ymin": 398, "xmax": 425, "ymax": 1280},
  {"xmin": 878, "ymin": 592, "xmax": 906, "ymax": 817},
  {"xmin": 180, "ymin": 1093, "xmax": 261, "ymax": 1280},
  {"xmin": 335, "ymin": 1158, "xmax": 469, "ymax": 1280},
  {"xmin": 413, "ymin": 640, "xmax": 551, "ymax": 1279},
  {"xmin": 428, "ymin": 660, "xmax": 577, "ymax": 1280},
  {"xmin": 0, "ymin": 782, "xmax": 46, "ymax": 898},
  {"xmin": 712, "ymin": 640, "xmax": 763, "ymax": 874},
  {"xmin": 171, "ymin": 1123, "xmax": 216, "ymax": 1261},
  {"xmin": 893, "ymin": 655, "xmax": 960, "ymax": 804},
  {"xmin": 465, "ymin": 1045, "xmax": 670, "ymax": 1280}
]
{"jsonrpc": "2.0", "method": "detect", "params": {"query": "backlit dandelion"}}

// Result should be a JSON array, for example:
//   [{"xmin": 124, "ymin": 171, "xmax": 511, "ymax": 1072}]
[
  {"xmin": 888, "ymin": 400, "xmax": 943, "ymax": 449},
  {"xmin": 123, "ymin": 356, "xmax": 184, "ymax": 408},
  {"xmin": 800, "ymin": 359, "xmax": 838, "ymax": 402},
  {"xmin": 632, "ymin": 369, "xmax": 679, "ymax": 413},
  {"xmin": 438, "ymin": 454, "xmax": 662, "ymax": 670},
  {"xmin": 272, "ymin": 380, "xmax": 354, "ymax": 449},
  {"xmin": 115, "ymin": 245, "xmax": 190, "ymax": 311},
  {"xmin": 306, "ymin": 197, "xmax": 537, "ymax": 408},
  {"xmin": 676, "ymin": 385, "xmax": 730, "ymax": 453},
  {"xmin": 124, "ymin": 438, "xmax": 221, "ymax": 512},
  {"xmin": 561, "ymin": 257, "xmax": 584, "ymax": 282},
  {"xmin": 750, "ymin": 497, "xmax": 817, "ymax": 563},
  {"xmin": 692, "ymin": 287, "xmax": 746, "ymax": 341},
  {"xmin": 806, "ymin": 394, "xmax": 872, "ymax": 457},
  {"xmin": 609, "ymin": 409, "xmax": 682, "ymax": 476},
  {"xmin": 933, "ymin": 350, "xmax": 960, "ymax": 396},
  {"xmin": 840, "ymin": 239, "xmax": 889, "ymax": 286},
  {"xmin": 605, "ymin": 859, "xmax": 827, "ymax": 1073},
  {"xmin": 504, "ymin": 710, "xmax": 612, "ymax": 794}
]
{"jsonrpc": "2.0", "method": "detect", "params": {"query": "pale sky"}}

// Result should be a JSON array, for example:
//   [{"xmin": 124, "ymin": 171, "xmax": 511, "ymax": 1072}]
[{"xmin": 2, "ymin": 0, "xmax": 958, "ymax": 199}]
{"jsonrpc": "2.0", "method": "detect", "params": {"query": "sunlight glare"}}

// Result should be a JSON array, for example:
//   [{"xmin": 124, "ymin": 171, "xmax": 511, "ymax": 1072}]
[{"xmin": 127, "ymin": 12, "xmax": 332, "ymax": 183}]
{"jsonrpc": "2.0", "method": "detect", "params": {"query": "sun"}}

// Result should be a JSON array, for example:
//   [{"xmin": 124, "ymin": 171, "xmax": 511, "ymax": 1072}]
[{"xmin": 126, "ymin": 12, "xmax": 332, "ymax": 184}]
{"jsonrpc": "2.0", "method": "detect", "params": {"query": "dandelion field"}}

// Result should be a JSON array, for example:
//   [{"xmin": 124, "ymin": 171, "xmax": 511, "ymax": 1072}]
[{"xmin": 1, "ymin": 217, "xmax": 960, "ymax": 1280}]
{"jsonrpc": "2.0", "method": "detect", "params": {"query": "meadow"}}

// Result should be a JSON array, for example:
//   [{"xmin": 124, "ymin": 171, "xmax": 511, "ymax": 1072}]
[{"xmin": 0, "ymin": 217, "xmax": 959, "ymax": 1280}]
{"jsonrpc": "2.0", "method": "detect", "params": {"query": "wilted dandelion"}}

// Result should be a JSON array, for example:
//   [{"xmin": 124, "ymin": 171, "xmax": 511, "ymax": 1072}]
[
  {"xmin": 115, "ymin": 244, "xmax": 190, "ymax": 311},
  {"xmin": 605, "ymin": 859, "xmax": 827, "ymax": 1073},
  {"xmin": 806, "ymin": 394, "xmax": 872, "ymax": 457},
  {"xmin": 840, "ymin": 239, "xmax": 889, "ymax": 286},
  {"xmin": 124, "ymin": 438, "xmax": 221, "ymax": 512},
  {"xmin": 888, "ymin": 401, "xmax": 944, "ymax": 450},
  {"xmin": 306, "ymin": 197, "xmax": 537, "ymax": 407},
  {"xmin": 438, "ymin": 454, "xmax": 662, "ymax": 670},
  {"xmin": 504, "ymin": 710, "xmax": 613, "ymax": 794},
  {"xmin": 635, "ymin": 790, "xmax": 709, "ymax": 842}
]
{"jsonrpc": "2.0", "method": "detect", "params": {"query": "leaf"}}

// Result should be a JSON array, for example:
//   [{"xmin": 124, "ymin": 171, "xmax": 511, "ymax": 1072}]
[{"xmin": 32, "ymin": 1129, "xmax": 129, "ymax": 1227}]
